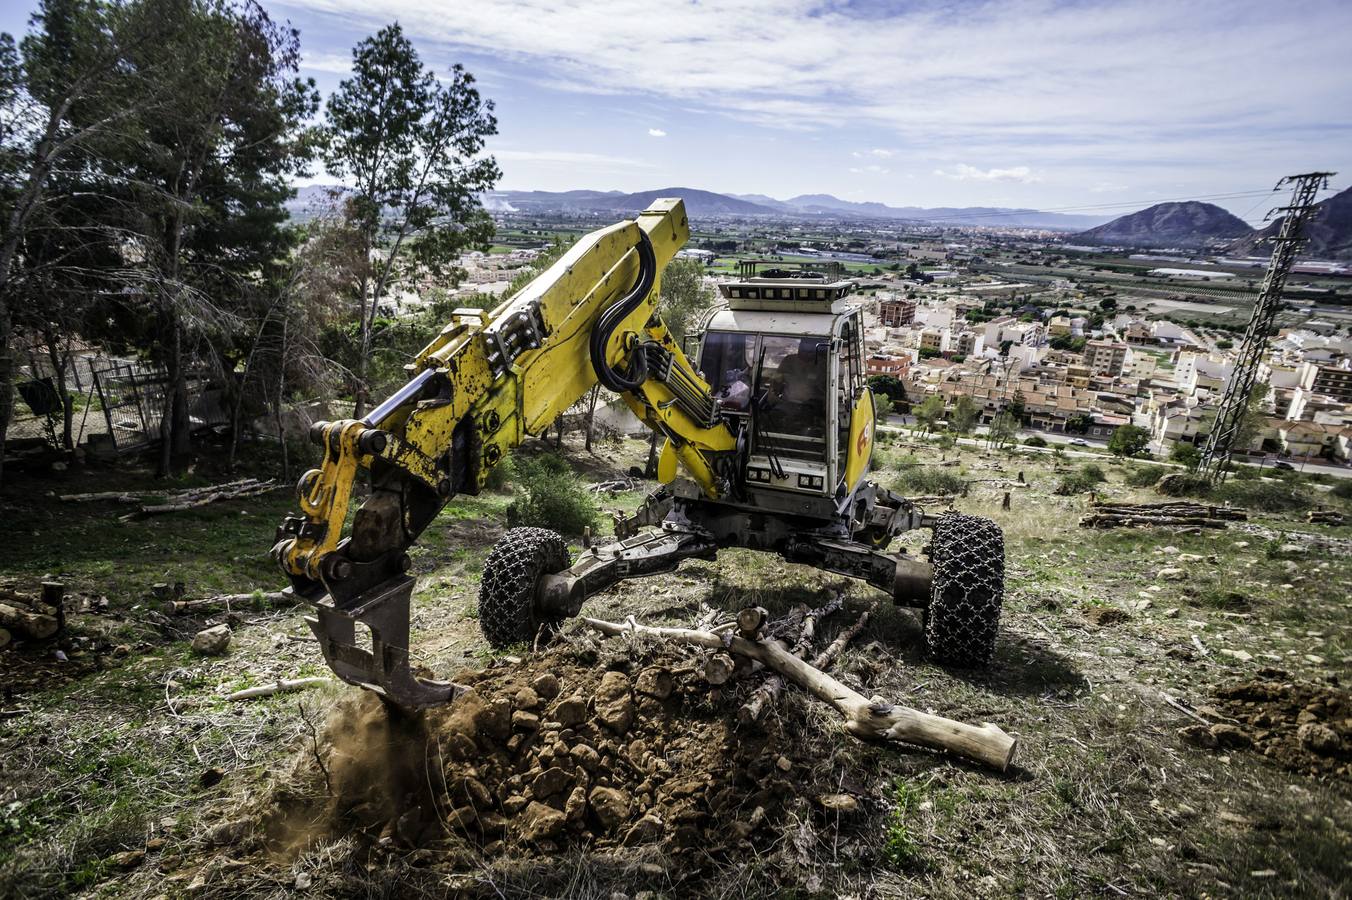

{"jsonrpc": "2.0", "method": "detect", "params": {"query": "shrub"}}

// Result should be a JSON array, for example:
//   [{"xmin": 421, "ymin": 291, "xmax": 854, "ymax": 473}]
[
  {"xmin": 1231, "ymin": 465, "xmax": 1260, "ymax": 481},
  {"xmin": 1331, "ymin": 480, "xmax": 1352, "ymax": 500},
  {"xmin": 896, "ymin": 466, "xmax": 965, "ymax": 496},
  {"xmin": 1080, "ymin": 463, "xmax": 1107, "ymax": 483},
  {"xmin": 1054, "ymin": 473, "xmax": 1095, "ymax": 495},
  {"xmin": 505, "ymin": 454, "xmax": 598, "ymax": 534},
  {"xmin": 1212, "ymin": 480, "xmax": 1313, "ymax": 512},
  {"xmin": 1155, "ymin": 473, "xmax": 1212, "ymax": 497},
  {"xmin": 1023, "ymin": 435, "xmax": 1048, "ymax": 448},
  {"xmin": 1053, "ymin": 463, "xmax": 1110, "ymax": 495},
  {"xmin": 894, "ymin": 453, "xmax": 921, "ymax": 470},
  {"xmin": 1124, "ymin": 464, "xmax": 1169, "ymax": 487},
  {"xmin": 1168, "ymin": 442, "xmax": 1202, "ymax": 470},
  {"xmin": 484, "ymin": 456, "xmax": 513, "ymax": 491}
]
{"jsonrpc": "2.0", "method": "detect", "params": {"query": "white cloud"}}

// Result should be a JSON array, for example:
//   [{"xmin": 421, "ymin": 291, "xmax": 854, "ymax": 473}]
[
  {"xmin": 300, "ymin": 51, "xmax": 354, "ymax": 75},
  {"xmin": 286, "ymin": 0, "xmax": 1352, "ymax": 196},
  {"xmin": 934, "ymin": 164, "xmax": 1040, "ymax": 184},
  {"xmin": 849, "ymin": 164, "xmax": 890, "ymax": 174},
  {"xmin": 647, "ymin": 128, "xmax": 667, "ymax": 137}
]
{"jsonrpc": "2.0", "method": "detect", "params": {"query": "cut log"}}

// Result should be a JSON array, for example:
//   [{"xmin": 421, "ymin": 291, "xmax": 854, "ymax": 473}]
[
  {"xmin": 41, "ymin": 581, "xmax": 65, "ymax": 633},
  {"xmin": 160, "ymin": 591, "xmax": 290, "ymax": 616},
  {"xmin": 1080, "ymin": 514, "xmax": 1232, "ymax": 530},
  {"xmin": 736, "ymin": 606, "xmax": 769, "ymax": 639},
  {"xmin": 0, "ymin": 602, "xmax": 59, "ymax": 640},
  {"xmin": 1088, "ymin": 500, "xmax": 1246, "ymax": 520},
  {"xmin": 0, "ymin": 627, "xmax": 10, "ymax": 650},
  {"xmin": 60, "ymin": 478, "xmax": 267, "ymax": 504},
  {"xmin": 703, "ymin": 652, "xmax": 736, "ymax": 686},
  {"xmin": 585, "ymin": 615, "xmax": 1016, "ymax": 771},
  {"xmin": 225, "ymin": 677, "xmax": 331, "ymax": 702}
]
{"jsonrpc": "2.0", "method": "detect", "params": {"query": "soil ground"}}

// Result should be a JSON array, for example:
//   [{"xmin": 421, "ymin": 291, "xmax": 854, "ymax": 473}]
[{"xmin": 1, "ymin": 433, "xmax": 1349, "ymax": 898}]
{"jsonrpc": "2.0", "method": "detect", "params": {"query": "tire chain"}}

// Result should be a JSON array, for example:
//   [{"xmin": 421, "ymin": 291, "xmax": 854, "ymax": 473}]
[
  {"xmin": 478, "ymin": 527, "xmax": 570, "ymax": 649},
  {"xmin": 924, "ymin": 512, "xmax": 1005, "ymax": 666}
]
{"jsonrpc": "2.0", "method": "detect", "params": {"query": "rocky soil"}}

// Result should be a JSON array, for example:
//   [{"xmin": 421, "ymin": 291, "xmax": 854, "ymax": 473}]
[
  {"xmin": 1197, "ymin": 671, "xmax": 1350, "ymax": 779},
  {"xmin": 255, "ymin": 636, "xmax": 874, "ymax": 878}
]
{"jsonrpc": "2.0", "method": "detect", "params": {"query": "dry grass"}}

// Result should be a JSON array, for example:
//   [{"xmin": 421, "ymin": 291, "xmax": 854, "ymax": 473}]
[{"xmin": 1, "ymin": 437, "xmax": 1349, "ymax": 898}]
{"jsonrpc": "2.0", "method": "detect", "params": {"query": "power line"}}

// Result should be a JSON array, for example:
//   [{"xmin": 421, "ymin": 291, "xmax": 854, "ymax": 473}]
[{"xmin": 1197, "ymin": 171, "xmax": 1335, "ymax": 483}]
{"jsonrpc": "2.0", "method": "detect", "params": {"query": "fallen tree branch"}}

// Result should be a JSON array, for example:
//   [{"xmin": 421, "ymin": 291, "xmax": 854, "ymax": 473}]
[
  {"xmin": 117, "ymin": 479, "xmax": 280, "ymax": 520},
  {"xmin": 225, "ymin": 677, "xmax": 331, "ymax": 702},
  {"xmin": 61, "ymin": 478, "xmax": 269, "ymax": 504},
  {"xmin": 160, "ymin": 591, "xmax": 291, "ymax": 616},
  {"xmin": 808, "ymin": 601, "xmax": 875, "ymax": 670},
  {"xmin": 740, "ymin": 593, "xmax": 845, "ymax": 725},
  {"xmin": 583, "ymin": 615, "xmax": 1016, "ymax": 771}
]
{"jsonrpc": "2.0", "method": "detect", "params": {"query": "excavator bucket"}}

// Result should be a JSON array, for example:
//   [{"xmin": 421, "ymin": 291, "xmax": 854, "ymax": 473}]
[{"xmin": 299, "ymin": 575, "xmax": 465, "ymax": 708}]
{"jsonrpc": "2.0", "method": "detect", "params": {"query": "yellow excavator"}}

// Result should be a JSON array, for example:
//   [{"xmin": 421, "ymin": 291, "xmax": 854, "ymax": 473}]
[{"xmin": 272, "ymin": 198, "xmax": 1004, "ymax": 708}]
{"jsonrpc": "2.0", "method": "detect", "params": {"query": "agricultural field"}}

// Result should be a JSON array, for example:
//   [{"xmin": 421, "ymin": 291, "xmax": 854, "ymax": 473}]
[{"xmin": 1, "ymin": 436, "xmax": 1349, "ymax": 898}]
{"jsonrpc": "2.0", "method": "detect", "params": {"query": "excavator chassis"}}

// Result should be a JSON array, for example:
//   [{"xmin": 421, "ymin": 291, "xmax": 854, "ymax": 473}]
[{"xmin": 274, "ymin": 198, "xmax": 1006, "ymax": 709}]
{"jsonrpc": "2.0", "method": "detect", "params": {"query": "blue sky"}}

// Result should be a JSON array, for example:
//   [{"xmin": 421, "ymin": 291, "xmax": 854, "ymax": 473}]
[{"xmin": 6, "ymin": 0, "xmax": 1351, "ymax": 220}]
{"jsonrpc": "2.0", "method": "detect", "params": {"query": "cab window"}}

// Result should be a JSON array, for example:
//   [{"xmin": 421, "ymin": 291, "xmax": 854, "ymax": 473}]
[{"xmin": 757, "ymin": 335, "xmax": 830, "ymax": 445}]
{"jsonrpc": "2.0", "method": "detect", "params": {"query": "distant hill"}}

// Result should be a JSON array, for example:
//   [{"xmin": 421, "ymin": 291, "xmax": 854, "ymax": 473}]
[
  {"xmin": 285, "ymin": 184, "xmax": 350, "ymax": 219},
  {"xmin": 1074, "ymin": 201, "xmax": 1252, "ymax": 248},
  {"xmin": 485, "ymin": 188, "xmax": 1113, "ymax": 228},
  {"xmin": 1229, "ymin": 185, "xmax": 1352, "ymax": 261},
  {"xmin": 291, "ymin": 184, "xmax": 1117, "ymax": 229},
  {"xmin": 584, "ymin": 188, "xmax": 783, "ymax": 217}
]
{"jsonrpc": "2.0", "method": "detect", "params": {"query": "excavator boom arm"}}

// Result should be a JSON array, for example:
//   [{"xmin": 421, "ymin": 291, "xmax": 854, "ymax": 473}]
[{"xmin": 272, "ymin": 199, "xmax": 735, "ymax": 706}]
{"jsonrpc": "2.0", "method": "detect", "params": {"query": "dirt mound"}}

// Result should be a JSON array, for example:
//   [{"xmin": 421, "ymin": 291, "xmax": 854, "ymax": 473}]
[
  {"xmin": 261, "ymin": 637, "xmax": 868, "ymax": 868},
  {"xmin": 1211, "ymin": 670, "xmax": 1350, "ymax": 780}
]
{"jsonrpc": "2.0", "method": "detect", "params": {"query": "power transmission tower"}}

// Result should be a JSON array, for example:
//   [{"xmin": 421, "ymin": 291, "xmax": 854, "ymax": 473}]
[{"xmin": 1197, "ymin": 171, "xmax": 1334, "ymax": 482}]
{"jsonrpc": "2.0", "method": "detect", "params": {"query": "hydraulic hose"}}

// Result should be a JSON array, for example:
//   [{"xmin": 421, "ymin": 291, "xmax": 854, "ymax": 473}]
[{"xmin": 589, "ymin": 229, "xmax": 657, "ymax": 393}]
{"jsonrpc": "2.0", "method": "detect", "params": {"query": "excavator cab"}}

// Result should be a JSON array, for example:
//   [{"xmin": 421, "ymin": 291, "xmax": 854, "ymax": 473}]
[{"xmin": 697, "ymin": 274, "xmax": 870, "ymax": 503}]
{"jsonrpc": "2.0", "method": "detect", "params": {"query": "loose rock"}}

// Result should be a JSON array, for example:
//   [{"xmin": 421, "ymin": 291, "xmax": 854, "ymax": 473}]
[
  {"xmin": 589, "ymin": 786, "xmax": 630, "ymax": 832},
  {"xmin": 635, "ymin": 666, "xmax": 674, "ymax": 700},
  {"xmin": 519, "ymin": 802, "xmax": 566, "ymax": 843},
  {"xmin": 1084, "ymin": 605, "xmax": 1129, "ymax": 626},
  {"xmin": 191, "ymin": 624, "xmax": 231, "ymax": 656},
  {"xmin": 532, "ymin": 672, "xmax": 561, "ymax": 700},
  {"xmin": 1209, "ymin": 724, "xmax": 1252, "ymax": 749},
  {"xmin": 1297, "ymin": 723, "xmax": 1343, "ymax": 755},
  {"xmin": 622, "ymin": 813, "xmax": 663, "ymax": 846},
  {"xmin": 816, "ymin": 793, "xmax": 859, "ymax": 815},
  {"xmin": 552, "ymin": 695, "xmax": 587, "ymax": 727}
]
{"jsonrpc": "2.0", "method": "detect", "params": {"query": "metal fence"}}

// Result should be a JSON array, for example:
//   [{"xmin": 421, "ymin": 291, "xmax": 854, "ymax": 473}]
[{"xmin": 7, "ymin": 354, "xmax": 227, "ymax": 455}]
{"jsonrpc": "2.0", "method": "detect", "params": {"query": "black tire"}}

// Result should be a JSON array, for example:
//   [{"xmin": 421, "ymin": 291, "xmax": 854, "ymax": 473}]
[
  {"xmin": 923, "ymin": 512, "xmax": 1004, "ymax": 667},
  {"xmin": 479, "ymin": 527, "xmax": 571, "ymax": 648}
]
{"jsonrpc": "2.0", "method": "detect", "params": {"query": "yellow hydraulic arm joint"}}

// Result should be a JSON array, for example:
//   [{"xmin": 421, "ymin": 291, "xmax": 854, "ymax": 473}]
[{"xmin": 271, "ymin": 199, "xmax": 736, "ymax": 706}]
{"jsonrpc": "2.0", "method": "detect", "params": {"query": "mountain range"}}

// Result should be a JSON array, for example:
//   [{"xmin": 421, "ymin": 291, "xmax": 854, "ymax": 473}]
[
  {"xmin": 290, "ymin": 183, "xmax": 1110, "ymax": 228},
  {"xmin": 287, "ymin": 183, "xmax": 1351, "ymax": 259},
  {"xmin": 1072, "ymin": 201, "xmax": 1252, "ymax": 249},
  {"xmin": 1228, "ymin": 186, "xmax": 1352, "ymax": 261},
  {"xmin": 479, "ymin": 187, "xmax": 1115, "ymax": 229}
]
